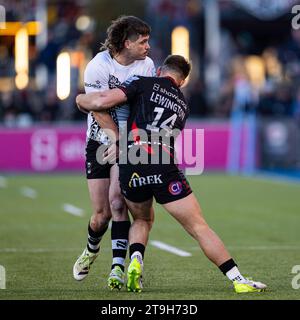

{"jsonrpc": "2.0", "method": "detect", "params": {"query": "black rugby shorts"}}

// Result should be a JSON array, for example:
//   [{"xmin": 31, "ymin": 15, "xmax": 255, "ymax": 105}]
[{"xmin": 119, "ymin": 163, "xmax": 192, "ymax": 204}]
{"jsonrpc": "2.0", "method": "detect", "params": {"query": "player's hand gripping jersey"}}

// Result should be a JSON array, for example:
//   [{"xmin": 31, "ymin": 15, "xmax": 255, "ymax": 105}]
[{"xmin": 84, "ymin": 50, "xmax": 155, "ymax": 144}]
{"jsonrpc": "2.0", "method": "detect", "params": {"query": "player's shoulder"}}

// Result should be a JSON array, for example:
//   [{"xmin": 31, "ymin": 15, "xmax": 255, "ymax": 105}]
[
  {"xmin": 144, "ymin": 56, "xmax": 155, "ymax": 66},
  {"xmin": 121, "ymin": 75, "xmax": 155, "ymax": 92},
  {"xmin": 85, "ymin": 50, "xmax": 112, "ymax": 71},
  {"xmin": 127, "ymin": 75, "xmax": 156, "ymax": 84},
  {"xmin": 135, "ymin": 56, "xmax": 154, "ymax": 68},
  {"xmin": 123, "ymin": 75, "xmax": 146, "ymax": 85}
]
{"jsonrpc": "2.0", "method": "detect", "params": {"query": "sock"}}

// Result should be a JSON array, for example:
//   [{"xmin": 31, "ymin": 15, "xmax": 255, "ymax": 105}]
[
  {"xmin": 129, "ymin": 243, "xmax": 145, "ymax": 264},
  {"xmin": 225, "ymin": 266, "xmax": 246, "ymax": 282},
  {"xmin": 87, "ymin": 222, "xmax": 108, "ymax": 254},
  {"xmin": 218, "ymin": 258, "xmax": 246, "ymax": 282},
  {"xmin": 111, "ymin": 221, "xmax": 131, "ymax": 272}
]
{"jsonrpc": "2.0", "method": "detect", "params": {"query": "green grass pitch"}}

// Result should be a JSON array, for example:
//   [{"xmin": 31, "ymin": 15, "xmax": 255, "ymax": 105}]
[{"xmin": 0, "ymin": 173, "xmax": 299, "ymax": 300}]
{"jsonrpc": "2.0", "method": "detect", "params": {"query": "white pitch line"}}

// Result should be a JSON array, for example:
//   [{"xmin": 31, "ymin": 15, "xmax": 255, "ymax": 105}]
[
  {"xmin": 63, "ymin": 203, "xmax": 84, "ymax": 217},
  {"xmin": 20, "ymin": 186, "xmax": 37, "ymax": 199},
  {"xmin": 0, "ymin": 176, "xmax": 7, "ymax": 188},
  {"xmin": 150, "ymin": 240, "xmax": 192, "ymax": 257}
]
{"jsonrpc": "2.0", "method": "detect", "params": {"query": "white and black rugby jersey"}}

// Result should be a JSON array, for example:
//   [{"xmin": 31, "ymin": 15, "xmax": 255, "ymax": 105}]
[{"xmin": 84, "ymin": 50, "xmax": 155, "ymax": 144}]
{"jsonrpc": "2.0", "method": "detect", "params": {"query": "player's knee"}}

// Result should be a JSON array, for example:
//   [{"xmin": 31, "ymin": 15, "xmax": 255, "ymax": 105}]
[
  {"xmin": 137, "ymin": 215, "xmax": 153, "ymax": 231},
  {"xmin": 110, "ymin": 196, "xmax": 126, "ymax": 213},
  {"xmin": 90, "ymin": 214, "xmax": 110, "ymax": 232},
  {"xmin": 190, "ymin": 221, "xmax": 210, "ymax": 239},
  {"xmin": 92, "ymin": 207, "xmax": 111, "ymax": 224},
  {"xmin": 147, "ymin": 215, "xmax": 154, "ymax": 231}
]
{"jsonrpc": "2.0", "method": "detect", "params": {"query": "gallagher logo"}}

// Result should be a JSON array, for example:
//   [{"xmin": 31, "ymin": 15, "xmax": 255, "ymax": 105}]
[{"xmin": 168, "ymin": 181, "xmax": 182, "ymax": 195}]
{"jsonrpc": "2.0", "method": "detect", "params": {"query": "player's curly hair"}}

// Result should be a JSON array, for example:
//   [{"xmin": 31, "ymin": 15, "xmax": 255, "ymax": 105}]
[{"xmin": 100, "ymin": 15, "xmax": 151, "ymax": 56}]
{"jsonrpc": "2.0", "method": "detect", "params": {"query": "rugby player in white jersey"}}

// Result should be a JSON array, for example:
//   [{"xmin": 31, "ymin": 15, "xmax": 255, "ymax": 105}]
[{"xmin": 73, "ymin": 16, "xmax": 156, "ymax": 290}]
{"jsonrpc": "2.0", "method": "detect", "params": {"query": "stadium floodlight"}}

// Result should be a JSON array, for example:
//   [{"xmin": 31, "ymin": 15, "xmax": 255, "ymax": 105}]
[
  {"xmin": 171, "ymin": 26, "xmax": 190, "ymax": 85},
  {"xmin": 56, "ymin": 52, "xmax": 71, "ymax": 100},
  {"xmin": 15, "ymin": 27, "xmax": 29, "ymax": 90}
]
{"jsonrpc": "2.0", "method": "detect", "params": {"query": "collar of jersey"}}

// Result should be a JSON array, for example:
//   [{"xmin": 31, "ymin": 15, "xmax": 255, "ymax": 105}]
[
  {"xmin": 112, "ymin": 58, "xmax": 136, "ymax": 69},
  {"xmin": 163, "ymin": 76, "xmax": 179, "ymax": 88}
]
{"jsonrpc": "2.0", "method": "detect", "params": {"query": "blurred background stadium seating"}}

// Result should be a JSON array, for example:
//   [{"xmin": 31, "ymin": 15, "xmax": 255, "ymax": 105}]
[{"xmin": 0, "ymin": 0, "xmax": 300, "ymax": 176}]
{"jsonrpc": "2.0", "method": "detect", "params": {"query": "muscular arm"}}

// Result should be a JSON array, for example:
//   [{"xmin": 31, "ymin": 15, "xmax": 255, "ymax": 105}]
[
  {"xmin": 76, "ymin": 88, "xmax": 127, "ymax": 112},
  {"xmin": 92, "ymin": 111, "xmax": 119, "ymax": 143},
  {"xmin": 76, "ymin": 88, "xmax": 127, "ymax": 143}
]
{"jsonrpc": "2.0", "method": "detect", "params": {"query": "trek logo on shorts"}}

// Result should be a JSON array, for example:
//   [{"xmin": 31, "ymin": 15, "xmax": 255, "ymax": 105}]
[
  {"xmin": 168, "ymin": 181, "xmax": 183, "ymax": 195},
  {"xmin": 129, "ymin": 172, "xmax": 163, "ymax": 187}
]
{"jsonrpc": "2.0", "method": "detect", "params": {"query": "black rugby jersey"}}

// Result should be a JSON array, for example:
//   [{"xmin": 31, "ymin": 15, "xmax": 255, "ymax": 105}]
[{"xmin": 118, "ymin": 76, "xmax": 190, "ymax": 148}]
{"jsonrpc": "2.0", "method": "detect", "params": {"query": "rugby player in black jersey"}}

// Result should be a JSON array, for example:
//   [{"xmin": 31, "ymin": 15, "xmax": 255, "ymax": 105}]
[{"xmin": 76, "ymin": 55, "xmax": 267, "ymax": 294}]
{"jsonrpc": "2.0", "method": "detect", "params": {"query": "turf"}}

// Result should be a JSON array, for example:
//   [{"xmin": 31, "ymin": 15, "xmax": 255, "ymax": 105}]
[{"xmin": 0, "ymin": 173, "xmax": 299, "ymax": 300}]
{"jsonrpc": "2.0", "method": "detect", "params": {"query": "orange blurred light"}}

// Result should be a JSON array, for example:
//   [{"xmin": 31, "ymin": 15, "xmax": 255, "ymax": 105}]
[
  {"xmin": 15, "ymin": 27, "xmax": 28, "ymax": 73},
  {"xmin": 171, "ymin": 26, "xmax": 190, "ymax": 60},
  {"xmin": 171, "ymin": 26, "xmax": 190, "ymax": 86},
  {"xmin": 0, "ymin": 21, "xmax": 41, "ymax": 36},
  {"xmin": 15, "ymin": 72, "xmax": 29, "ymax": 90},
  {"xmin": 245, "ymin": 55, "xmax": 265, "ymax": 89},
  {"xmin": 57, "ymin": 52, "xmax": 71, "ymax": 100}
]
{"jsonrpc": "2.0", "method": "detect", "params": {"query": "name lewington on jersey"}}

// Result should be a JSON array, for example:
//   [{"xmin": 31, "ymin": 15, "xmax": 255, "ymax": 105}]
[{"xmin": 150, "ymin": 91, "xmax": 186, "ymax": 121}]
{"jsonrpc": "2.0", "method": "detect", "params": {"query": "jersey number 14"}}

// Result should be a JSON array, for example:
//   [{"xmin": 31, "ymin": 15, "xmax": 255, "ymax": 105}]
[{"xmin": 146, "ymin": 107, "xmax": 177, "ymax": 133}]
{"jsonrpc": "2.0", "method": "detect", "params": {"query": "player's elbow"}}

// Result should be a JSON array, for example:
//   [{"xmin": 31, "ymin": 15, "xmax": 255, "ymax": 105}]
[
  {"xmin": 92, "ymin": 96, "xmax": 106, "ymax": 111},
  {"xmin": 76, "ymin": 94, "xmax": 83, "ymax": 107},
  {"xmin": 76, "ymin": 95, "xmax": 88, "ymax": 113}
]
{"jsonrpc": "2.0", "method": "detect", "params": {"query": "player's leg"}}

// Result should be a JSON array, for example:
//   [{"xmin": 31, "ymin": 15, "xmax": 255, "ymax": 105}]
[
  {"xmin": 126, "ymin": 197, "xmax": 154, "ymax": 247},
  {"xmin": 73, "ymin": 178, "xmax": 111, "ymax": 280},
  {"xmin": 117, "ymin": 163, "xmax": 155, "ymax": 292},
  {"xmin": 163, "ymin": 193, "xmax": 267, "ymax": 293},
  {"xmin": 107, "ymin": 163, "xmax": 130, "ymax": 289},
  {"xmin": 73, "ymin": 140, "xmax": 112, "ymax": 281},
  {"xmin": 124, "ymin": 197, "xmax": 154, "ymax": 293},
  {"xmin": 163, "ymin": 193, "xmax": 231, "ymax": 265}
]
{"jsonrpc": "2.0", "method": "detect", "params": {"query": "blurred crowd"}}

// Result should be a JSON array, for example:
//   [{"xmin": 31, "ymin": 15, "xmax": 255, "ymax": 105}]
[
  {"xmin": 0, "ymin": 0, "xmax": 95, "ymax": 127},
  {"xmin": 212, "ymin": 28, "xmax": 300, "ymax": 123},
  {"xmin": 149, "ymin": 0, "xmax": 300, "ymax": 123},
  {"xmin": 1, "ymin": 0, "xmax": 300, "ymax": 127}
]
